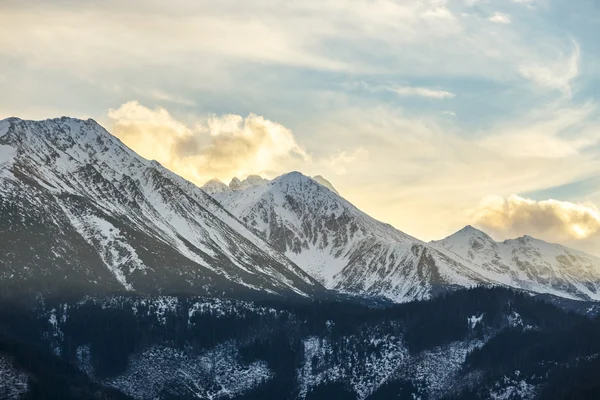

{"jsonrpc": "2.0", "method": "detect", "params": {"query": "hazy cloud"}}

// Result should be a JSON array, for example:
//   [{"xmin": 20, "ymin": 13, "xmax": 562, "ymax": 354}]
[
  {"xmin": 478, "ymin": 102, "xmax": 600, "ymax": 158},
  {"xmin": 519, "ymin": 41, "xmax": 580, "ymax": 97},
  {"xmin": 473, "ymin": 195, "xmax": 600, "ymax": 245},
  {"xmin": 489, "ymin": 13, "xmax": 511, "ymax": 24},
  {"xmin": 107, "ymin": 101, "xmax": 308, "ymax": 184},
  {"xmin": 328, "ymin": 148, "xmax": 370, "ymax": 175}
]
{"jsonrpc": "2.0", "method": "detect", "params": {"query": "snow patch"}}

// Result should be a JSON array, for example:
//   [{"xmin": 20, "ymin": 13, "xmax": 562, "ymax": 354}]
[{"xmin": 468, "ymin": 314, "xmax": 484, "ymax": 329}]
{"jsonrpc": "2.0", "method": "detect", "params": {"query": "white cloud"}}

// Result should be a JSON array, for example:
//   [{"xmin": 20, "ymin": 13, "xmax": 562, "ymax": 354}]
[
  {"xmin": 489, "ymin": 12, "xmax": 511, "ymax": 24},
  {"xmin": 107, "ymin": 101, "xmax": 309, "ymax": 184}
]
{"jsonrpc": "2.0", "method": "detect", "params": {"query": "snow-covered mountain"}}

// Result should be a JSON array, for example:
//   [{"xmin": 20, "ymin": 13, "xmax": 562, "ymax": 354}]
[
  {"xmin": 206, "ymin": 172, "xmax": 497, "ymax": 302},
  {"xmin": 432, "ymin": 225, "xmax": 600, "ymax": 301},
  {"xmin": 0, "ymin": 117, "xmax": 323, "ymax": 299},
  {"xmin": 206, "ymin": 172, "xmax": 600, "ymax": 302}
]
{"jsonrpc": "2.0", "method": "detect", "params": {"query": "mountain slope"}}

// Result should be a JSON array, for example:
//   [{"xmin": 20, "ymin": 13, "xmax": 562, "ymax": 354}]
[
  {"xmin": 0, "ymin": 117, "xmax": 322, "ymax": 299},
  {"xmin": 207, "ymin": 172, "xmax": 500, "ymax": 302},
  {"xmin": 432, "ymin": 225, "xmax": 600, "ymax": 301}
]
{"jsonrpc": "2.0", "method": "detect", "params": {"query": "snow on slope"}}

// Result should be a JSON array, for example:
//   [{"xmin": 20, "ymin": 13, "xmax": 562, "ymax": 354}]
[
  {"xmin": 433, "ymin": 226, "xmax": 600, "ymax": 301},
  {"xmin": 0, "ymin": 117, "xmax": 322, "ymax": 298},
  {"xmin": 209, "ymin": 172, "xmax": 501, "ymax": 302}
]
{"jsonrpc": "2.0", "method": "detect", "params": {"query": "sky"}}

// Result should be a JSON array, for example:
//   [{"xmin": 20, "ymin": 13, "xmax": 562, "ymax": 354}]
[{"xmin": 1, "ymin": 0, "xmax": 600, "ymax": 254}]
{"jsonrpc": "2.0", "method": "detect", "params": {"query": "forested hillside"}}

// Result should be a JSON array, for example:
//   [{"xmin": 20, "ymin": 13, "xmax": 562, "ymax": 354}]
[{"xmin": 1, "ymin": 288, "xmax": 599, "ymax": 399}]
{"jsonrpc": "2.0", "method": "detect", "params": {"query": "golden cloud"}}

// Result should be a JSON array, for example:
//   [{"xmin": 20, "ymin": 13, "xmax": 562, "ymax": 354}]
[
  {"xmin": 473, "ymin": 195, "xmax": 600, "ymax": 242},
  {"xmin": 107, "ymin": 101, "xmax": 309, "ymax": 185}
]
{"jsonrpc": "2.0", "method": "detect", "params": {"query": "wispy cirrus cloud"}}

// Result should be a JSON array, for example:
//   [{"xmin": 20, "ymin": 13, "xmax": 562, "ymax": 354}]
[
  {"xmin": 519, "ymin": 41, "xmax": 580, "ymax": 97},
  {"xmin": 347, "ymin": 81, "xmax": 455, "ymax": 99},
  {"xmin": 388, "ymin": 86, "xmax": 456, "ymax": 99}
]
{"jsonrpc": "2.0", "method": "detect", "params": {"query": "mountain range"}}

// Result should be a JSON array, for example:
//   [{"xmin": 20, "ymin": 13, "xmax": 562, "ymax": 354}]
[
  {"xmin": 1, "ymin": 116, "xmax": 600, "ymax": 304},
  {"xmin": 203, "ymin": 169, "xmax": 600, "ymax": 303}
]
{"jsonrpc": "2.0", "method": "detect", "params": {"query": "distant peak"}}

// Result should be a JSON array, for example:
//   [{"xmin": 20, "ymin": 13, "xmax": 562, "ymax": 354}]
[
  {"xmin": 442, "ymin": 224, "xmax": 494, "ymax": 242},
  {"xmin": 228, "ymin": 175, "xmax": 270, "ymax": 191},
  {"xmin": 202, "ymin": 178, "xmax": 231, "ymax": 195},
  {"xmin": 312, "ymin": 175, "xmax": 339, "ymax": 195},
  {"xmin": 279, "ymin": 171, "xmax": 305, "ymax": 179},
  {"xmin": 271, "ymin": 172, "xmax": 342, "ymax": 196},
  {"xmin": 229, "ymin": 177, "xmax": 242, "ymax": 190},
  {"xmin": 272, "ymin": 171, "xmax": 311, "ymax": 184}
]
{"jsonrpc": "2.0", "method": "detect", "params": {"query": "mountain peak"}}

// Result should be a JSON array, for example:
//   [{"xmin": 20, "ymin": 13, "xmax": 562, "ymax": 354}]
[
  {"xmin": 443, "ymin": 225, "xmax": 494, "ymax": 242},
  {"xmin": 274, "ymin": 171, "xmax": 307, "ymax": 181},
  {"xmin": 229, "ymin": 175, "xmax": 269, "ymax": 191},
  {"xmin": 269, "ymin": 171, "xmax": 318, "ymax": 188}
]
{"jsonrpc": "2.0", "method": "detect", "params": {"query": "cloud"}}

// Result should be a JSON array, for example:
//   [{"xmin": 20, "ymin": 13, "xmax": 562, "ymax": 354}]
[
  {"xmin": 478, "ymin": 102, "xmax": 600, "ymax": 158},
  {"xmin": 519, "ymin": 41, "xmax": 580, "ymax": 97},
  {"xmin": 134, "ymin": 89, "xmax": 196, "ymax": 106},
  {"xmin": 0, "ymin": 0, "xmax": 574, "ymax": 87},
  {"xmin": 328, "ymin": 148, "xmax": 370, "ymax": 175},
  {"xmin": 350, "ymin": 81, "xmax": 455, "ymax": 99},
  {"xmin": 472, "ymin": 195, "xmax": 600, "ymax": 249},
  {"xmin": 107, "ymin": 101, "xmax": 308, "ymax": 184},
  {"xmin": 489, "ymin": 12, "xmax": 511, "ymax": 24},
  {"xmin": 389, "ymin": 86, "xmax": 456, "ymax": 99}
]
